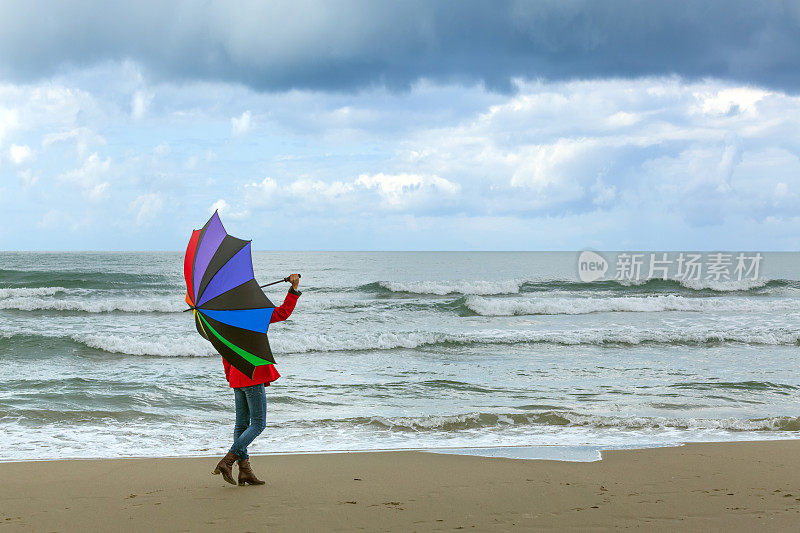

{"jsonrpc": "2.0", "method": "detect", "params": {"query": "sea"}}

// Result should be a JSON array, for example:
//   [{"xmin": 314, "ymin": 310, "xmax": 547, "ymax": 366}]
[{"xmin": 1, "ymin": 251, "xmax": 799, "ymax": 462}]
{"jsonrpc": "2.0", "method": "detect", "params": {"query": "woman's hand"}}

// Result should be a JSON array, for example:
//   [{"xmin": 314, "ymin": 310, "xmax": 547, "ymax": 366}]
[{"xmin": 288, "ymin": 273, "xmax": 300, "ymax": 290}]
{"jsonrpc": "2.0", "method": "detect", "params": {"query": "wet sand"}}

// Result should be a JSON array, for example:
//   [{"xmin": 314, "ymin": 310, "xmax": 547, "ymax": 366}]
[{"xmin": 2, "ymin": 440, "xmax": 800, "ymax": 531}]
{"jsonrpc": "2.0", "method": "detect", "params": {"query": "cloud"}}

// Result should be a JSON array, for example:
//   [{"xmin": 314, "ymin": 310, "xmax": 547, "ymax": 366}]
[
  {"xmin": 211, "ymin": 198, "xmax": 248, "ymax": 219},
  {"xmin": 9, "ymin": 143, "xmax": 32, "ymax": 164},
  {"xmin": 130, "ymin": 193, "xmax": 164, "ymax": 225},
  {"xmin": 210, "ymin": 198, "xmax": 229, "ymax": 213},
  {"xmin": 17, "ymin": 168, "xmax": 38, "ymax": 188},
  {"xmin": 241, "ymin": 173, "xmax": 460, "ymax": 215},
  {"xmin": 3, "ymin": 58, "xmax": 800, "ymax": 250},
  {"xmin": 231, "ymin": 110, "xmax": 251, "ymax": 136},
  {"xmin": 355, "ymin": 173, "xmax": 460, "ymax": 209},
  {"xmin": 57, "ymin": 152, "xmax": 111, "ymax": 201},
  {"xmin": 42, "ymin": 127, "xmax": 105, "ymax": 156},
  {"xmin": 1, "ymin": 1, "xmax": 800, "ymax": 93},
  {"xmin": 131, "ymin": 89, "xmax": 153, "ymax": 120},
  {"xmin": 0, "ymin": 106, "xmax": 19, "ymax": 146},
  {"xmin": 244, "ymin": 177, "xmax": 278, "ymax": 205},
  {"xmin": 38, "ymin": 209, "xmax": 64, "ymax": 228},
  {"xmin": 153, "ymin": 142, "xmax": 170, "ymax": 155}
]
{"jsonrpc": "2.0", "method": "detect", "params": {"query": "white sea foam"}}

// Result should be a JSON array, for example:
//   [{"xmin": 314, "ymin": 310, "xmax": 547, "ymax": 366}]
[
  {"xmin": 73, "ymin": 330, "xmax": 447, "ymax": 356},
  {"xmin": 561, "ymin": 413, "xmax": 800, "ymax": 431},
  {"xmin": 0, "ymin": 287, "xmax": 68, "ymax": 298},
  {"xmin": 360, "ymin": 411, "xmax": 800, "ymax": 432},
  {"xmin": 0, "ymin": 295, "xmax": 186, "ymax": 313},
  {"xmin": 677, "ymin": 278, "xmax": 770, "ymax": 291},
  {"xmin": 464, "ymin": 294, "xmax": 799, "ymax": 316},
  {"xmin": 73, "ymin": 334, "xmax": 215, "ymax": 357},
  {"xmin": 3, "ymin": 412, "xmax": 797, "ymax": 462},
  {"xmin": 270, "ymin": 331, "xmax": 444, "ymax": 353},
  {"xmin": 69, "ymin": 324, "xmax": 800, "ymax": 358},
  {"xmin": 379, "ymin": 279, "xmax": 524, "ymax": 295}
]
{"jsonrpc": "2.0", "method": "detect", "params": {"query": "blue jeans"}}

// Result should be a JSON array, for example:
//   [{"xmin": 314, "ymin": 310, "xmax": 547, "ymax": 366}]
[{"xmin": 230, "ymin": 384, "xmax": 266, "ymax": 460}]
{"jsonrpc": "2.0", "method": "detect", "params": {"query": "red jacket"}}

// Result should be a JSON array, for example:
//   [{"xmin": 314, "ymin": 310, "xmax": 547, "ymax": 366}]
[{"xmin": 223, "ymin": 289, "xmax": 300, "ymax": 388}]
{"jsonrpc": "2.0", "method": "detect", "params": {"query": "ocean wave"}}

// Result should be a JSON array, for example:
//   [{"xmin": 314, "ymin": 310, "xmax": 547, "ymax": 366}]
[
  {"xmin": 357, "ymin": 278, "xmax": 795, "ymax": 297},
  {"xmin": 0, "ymin": 408, "xmax": 170, "ymax": 424},
  {"xmin": 60, "ymin": 324, "xmax": 800, "ymax": 357},
  {"xmin": 580, "ymin": 278, "xmax": 776, "ymax": 292},
  {"xmin": 72, "ymin": 334, "xmax": 214, "ymax": 357},
  {"xmin": 311, "ymin": 411, "xmax": 800, "ymax": 433},
  {"xmin": 368, "ymin": 280, "xmax": 525, "ymax": 296},
  {"xmin": 462, "ymin": 294, "xmax": 799, "ymax": 316},
  {"xmin": 668, "ymin": 380, "xmax": 798, "ymax": 392},
  {"xmin": 0, "ymin": 287, "xmax": 69, "ymax": 298},
  {"xmin": 0, "ymin": 295, "xmax": 186, "ymax": 313},
  {"xmin": 67, "ymin": 331, "xmax": 444, "ymax": 357},
  {"xmin": 677, "ymin": 278, "xmax": 772, "ymax": 291},
  {"xmin": 0, "ymin": 268, "xmax": 178, "ymax": 290}
]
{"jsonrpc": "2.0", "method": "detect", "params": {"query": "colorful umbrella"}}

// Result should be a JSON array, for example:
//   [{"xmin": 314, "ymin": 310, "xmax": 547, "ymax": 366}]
[{"xmin": 184, "ymin": 211, "xmax": 276, "ymax": 378}]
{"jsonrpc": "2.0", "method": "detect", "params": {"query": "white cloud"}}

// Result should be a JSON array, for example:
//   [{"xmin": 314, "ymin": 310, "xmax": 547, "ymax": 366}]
[
  {"xmin": 131, "ymin": 90, "xmax": 153, "ymax": 120},
  {"xmin": 606, "ymin": 111, "xmax": 641, "ymax": 128},
  {"xmin": 211, "ymin": 198, "xmax": 229, "ymax": 213},
  {"xmin": 87, "ymin": 182, "xmax": 109, "ymax": 201},
  {"xmin": 130, "ymin": 193, "xmax": 164, "ymax": 225},
  {"xmin": 0, "ymin": 107, "xmax": 19, "ymax": 147},
  {"xmin": 355, "ymin": 173, "xmax": 460, "ymax": 209},
  {"xmin": 17, "ymin": 169, "xmax": 39, "ymax": 188},
  {"xmin": 231, "ymin": 110, "xmax": 251, "ymax": 136},
  {"xmin": 42, "ymin": 127, "xmax": 105, "ymax": 156},
  {"xmin": 244, "ymin": 177, "xmax": 279, "ymax": 205},
  {"xmin": 211, "ymin": 198, "xmax": 248, "ymax": 219},
  {"xmin": 1, "ymin": 83, "xmax": 100, "ymax": 145},
  {"xmin": 510, "ymin": 140, "xmax": 595, "ymax": 195},
  {"xmin": 241, "ymin": 173, "xmax": 460, "ymax": 215},
  {"xmin": 153, "ymin": 142, "xmax": 170, "ymax": 155},
  {"xmin": 591, "ymin": 177, "xmax": 616, "ymax": 206},
  {"xmin": 381, "ymin": 77, "xmax": 800, "ymax": 223},
  {"xmin": 9, "ymin": 144, "xmax": 33, "ymax": 165},
  {"xmin": 38, "ymin": 209, "xmax": 64, "ymax": 228},
  {"xmin": 694, "ymin": 87, "xmax": 772, "ymax": 117},
  {"xmin": 4, "ymin": 62, "xmax": 800, "ymax": 250},
  {"xmin": 57, "ymin": 152, "xmax": 112, "ymax": 201}
]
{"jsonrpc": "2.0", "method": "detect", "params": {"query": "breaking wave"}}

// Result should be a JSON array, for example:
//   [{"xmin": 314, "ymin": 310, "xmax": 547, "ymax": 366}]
[
  {"xmin": 0, "ymin": 287, "xmax": 69, "ymax": 298},
  {"xmin": 462, "ymin": 294, "xmax": 799, "ymax": 316},
  {"xmin": 0, "ymin": 293, "xmax": 185, "ymax": 313},
  {"xmin": 313, "ymin": 411, "xmax": 800, "ymax": 433},
  {"xmin": 369, "ymin": 280, "xmax": 525, "ymax": 296},
  {"xmin": 359, "ymin": 278, "xmax": 792, "ymax": 297},
  {"xmin": 72, "ymin": 334, "xmax": 214, "ymax": 357},
  {"xmin": 46, "ymin": 324, "xmax": 800, "ymax": 358},
  {"xmin": 0, "ymin": 267, "xmax": 177, "ymax": 290}
]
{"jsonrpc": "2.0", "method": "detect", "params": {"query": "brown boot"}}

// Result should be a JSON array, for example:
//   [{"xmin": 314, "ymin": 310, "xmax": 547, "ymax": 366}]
[
  {"xmin": 212, "ymin": 451, "xmax": 239, "ymax": 485},
  {"xmin": 237, "ymin": 458, "xmax": 266, "ymax": 486}
]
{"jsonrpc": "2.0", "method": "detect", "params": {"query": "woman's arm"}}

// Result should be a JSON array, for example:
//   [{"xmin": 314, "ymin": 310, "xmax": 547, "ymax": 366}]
[{"xmin": 270, "ymin": 273, "xmax": 301, "ymax": 323}]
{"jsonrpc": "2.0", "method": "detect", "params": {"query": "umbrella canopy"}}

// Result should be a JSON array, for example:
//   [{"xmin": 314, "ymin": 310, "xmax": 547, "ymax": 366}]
[{"xmin": 184, "ymin": 211, "xmax": 276, "ymax": 378}]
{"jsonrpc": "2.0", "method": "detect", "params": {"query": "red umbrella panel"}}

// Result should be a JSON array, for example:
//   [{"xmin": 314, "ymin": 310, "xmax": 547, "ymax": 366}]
[{"xmin": 184, "ymin": 211, "xmax": 276, "ymax": 378}]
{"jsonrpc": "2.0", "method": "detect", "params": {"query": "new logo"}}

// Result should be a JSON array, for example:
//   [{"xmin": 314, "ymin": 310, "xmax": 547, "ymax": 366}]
[{"xmin": 577, "ymin": 250, "xmax": 608, "ymax": 282}]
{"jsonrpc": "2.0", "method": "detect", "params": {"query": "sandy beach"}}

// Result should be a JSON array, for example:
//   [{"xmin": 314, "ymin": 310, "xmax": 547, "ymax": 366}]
[{"xmin": 1, "ymin": 440, "xmax": 799, "ymax": 531}]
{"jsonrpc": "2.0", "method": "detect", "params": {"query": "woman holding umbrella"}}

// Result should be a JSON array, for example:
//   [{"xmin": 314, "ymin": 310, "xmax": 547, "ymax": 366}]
[
  {"xmin": 184, "ymin": 211, "xmax": 304, "ymax": 487},
  {"xmin": 212, "ymin": 273, "xmax": 302, "ymax": 486}
]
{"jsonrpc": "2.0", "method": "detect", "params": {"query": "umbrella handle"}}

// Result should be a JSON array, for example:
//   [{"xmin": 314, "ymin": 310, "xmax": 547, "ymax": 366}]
[
  {"xmin": 183, "ymin": 274, "xmax": 303, "ymax": 313},
  {"xmin": 185, "ymin": 275, "xmax": 301, "ymax": 311},
  {"xmin": 259, "ymin": 273, "xmax": 301, "ymax": 288},
  {"xmin": 184, "ymin": 274, "xmax": 302, "ymax": 311}
]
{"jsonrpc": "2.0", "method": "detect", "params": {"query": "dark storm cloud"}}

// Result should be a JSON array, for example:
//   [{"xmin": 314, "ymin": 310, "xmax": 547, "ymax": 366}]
[{"xmin": 2, "ymin": 0, "xmax": 800, "ymax": 92}]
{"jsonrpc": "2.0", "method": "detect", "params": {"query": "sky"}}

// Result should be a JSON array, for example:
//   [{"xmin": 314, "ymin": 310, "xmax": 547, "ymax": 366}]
[{"xmin": 1, "ymin": 0, "xmax": 800, "ymax": 251}]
